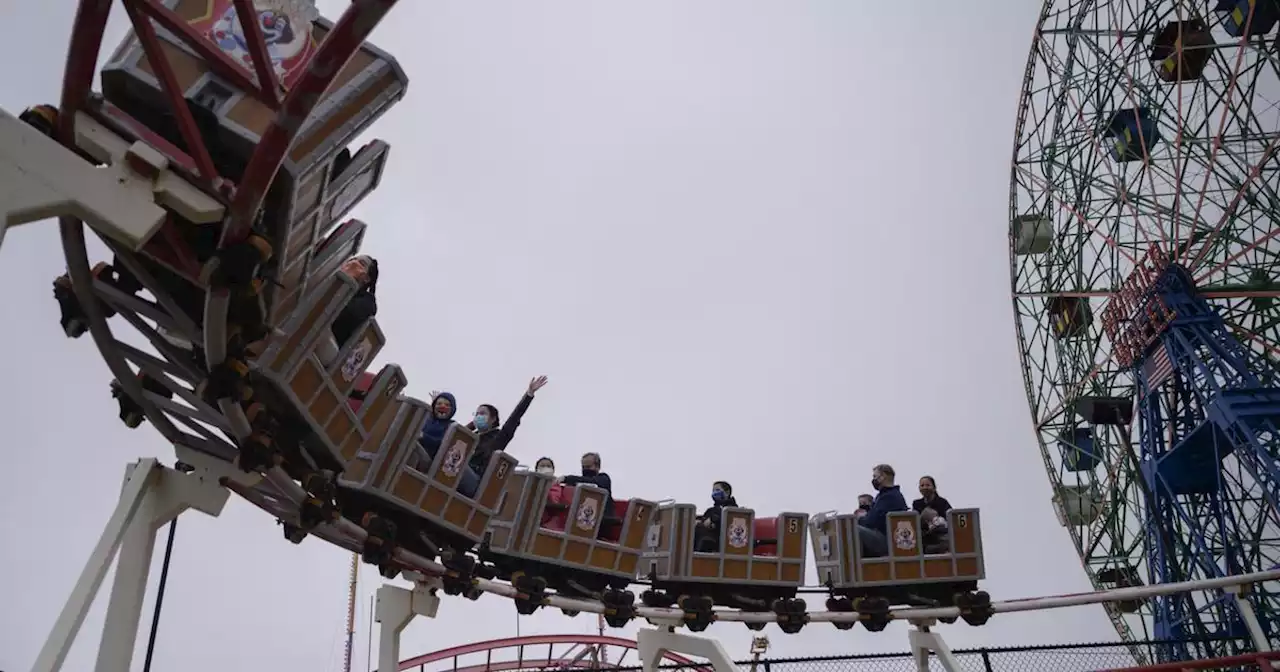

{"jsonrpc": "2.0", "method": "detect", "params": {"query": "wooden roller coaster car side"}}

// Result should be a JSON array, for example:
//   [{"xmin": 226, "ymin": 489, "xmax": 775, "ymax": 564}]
[
  {"xmin": 482, "ymin": 470, "xmax": 657, "ymax": 597},
  {"xmin": 341, "ymin": 414, "xmax": 516, "ymax": 555},
  {"xmin": 642, "ymin": 504, "xmax": 809, "ymax": 610},
  {"xmin": 253, "ymin": 271, "xmax": 393, "ymax": 471},
  {"xmin": 251, "ymin": 271, "xmax": 517, "ymax": 556},
  {"xmin": 810, "ymin": 508, "xmax": 985, "ymax": 606},
  {"xmin": 99, "ymin": 0, "xmax": 404, "ymax": 317}
]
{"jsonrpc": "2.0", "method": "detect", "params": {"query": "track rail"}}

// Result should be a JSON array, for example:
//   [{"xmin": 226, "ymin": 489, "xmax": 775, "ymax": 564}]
[
  {"xmin": 225, "ymin": 473, "xmax": 1280, "ymax": 627},
  {"xmin": 398, "ymin": 634, "xmax": 702, "ymax": 671}
]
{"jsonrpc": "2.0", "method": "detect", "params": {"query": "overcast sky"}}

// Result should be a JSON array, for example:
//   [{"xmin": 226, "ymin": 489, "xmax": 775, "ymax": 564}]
[{"xmin": 0, "ymin": 2, "xmax": 1129, "ymax": 671}]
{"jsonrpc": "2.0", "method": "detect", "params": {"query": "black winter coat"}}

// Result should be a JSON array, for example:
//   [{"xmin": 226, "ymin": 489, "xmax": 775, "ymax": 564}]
[
  {"xmin": 331, "ymin": 291, "xmax": 377, "ymax": 346},
  {"xmin": 911, "ymin": 495, "xmax": 953, "ymax": 517},
  {"xmin": 469, "ymin": 393, "xmax": 535, "ymax": 474}
]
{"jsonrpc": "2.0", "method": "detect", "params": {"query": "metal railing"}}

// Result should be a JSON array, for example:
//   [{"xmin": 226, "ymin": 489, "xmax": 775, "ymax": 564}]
[{"xmin": 568, "ymin": 638, "xmax": 1263, "ymax": 672}]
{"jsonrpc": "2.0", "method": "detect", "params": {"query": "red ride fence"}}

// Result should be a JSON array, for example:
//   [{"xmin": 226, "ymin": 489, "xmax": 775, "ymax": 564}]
[{"xmin": 555, "ymin": 638, "xmax": 1275, "ymax": 672}]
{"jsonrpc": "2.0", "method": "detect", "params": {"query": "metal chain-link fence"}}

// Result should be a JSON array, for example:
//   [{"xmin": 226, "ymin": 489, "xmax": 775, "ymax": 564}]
[{"xmin": 610, "ymin": 637, "xmax": 1255, "ymax": 672}]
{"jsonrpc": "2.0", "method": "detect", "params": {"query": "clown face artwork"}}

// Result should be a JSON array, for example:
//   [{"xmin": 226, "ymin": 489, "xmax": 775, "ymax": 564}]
[{"xmin": 206, "ymin": 0, "xmax": 318, "ymax": 87}]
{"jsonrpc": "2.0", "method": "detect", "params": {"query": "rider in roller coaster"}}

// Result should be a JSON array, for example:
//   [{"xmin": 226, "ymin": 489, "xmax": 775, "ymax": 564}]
[
  {"xmin": 856, "ymin": 464, "xmax": 908, "ymax": 557},
  {"xmin": 465, "ymin": 375, "xmax": 550, "ymax": 480},
  {"xmin": 694, "ymin": 481, "xmax": 738, "ymax": 553}
]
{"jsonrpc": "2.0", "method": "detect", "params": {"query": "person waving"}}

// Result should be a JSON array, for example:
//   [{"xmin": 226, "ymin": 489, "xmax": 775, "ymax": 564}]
[{"xmin": 466, "ymin": 376, "xmax": 549, "ymax": 476}]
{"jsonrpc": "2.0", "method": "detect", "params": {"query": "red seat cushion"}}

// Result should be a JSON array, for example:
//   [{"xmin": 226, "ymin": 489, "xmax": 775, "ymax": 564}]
[
  {"xmin": 753, "ymin": 517, "xmax": 779, "ymax": 557},
  {"xmin": 541, "ymin": 484, "xmax": 572, "ymax": 531},
  {"xmin": 347, "ymin": 372, "xmax": 377, "ymax": 411},
  {"xmin": 599, "ymin": 499, "xmax": 629, "ymax": 543}
]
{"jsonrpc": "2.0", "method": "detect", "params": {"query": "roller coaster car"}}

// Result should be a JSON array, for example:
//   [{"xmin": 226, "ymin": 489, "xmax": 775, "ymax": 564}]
[
  {"xmin": 810, "ymin": 508, "xmax": 985, "ymax": 607},
  {"xmin": 253, "ymin": 271, "xmax": 398, "ymax": 472},
  {"xmin": 482, "ymin": 470, "xmax": 657, "ymax": 598},
  {"xmin": 336, "ymin": 402, "xmax": 517, "ymax": 559},
  {"xmin": 96, "ymin": 0, "xmax": 404, "ymax": 316},
  {"xmin": 252, "ymin": 272, "xmax": 517, "ymax": 556},
  {"xmin": 641, "ymin": 504, "xmax": 809, "ymax": 612}
]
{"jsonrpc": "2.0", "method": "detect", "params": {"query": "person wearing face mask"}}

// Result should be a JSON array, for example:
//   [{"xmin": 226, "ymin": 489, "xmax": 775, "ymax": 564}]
[
  {"xmin": 853, "ymin": 494, "xmax": 873, "ymax": 519},
  {"xmin": 536, "ymin": 457, "xmax": 569, "ymax": 526},
  {"xmin": 465, "ymin": 376, "xmax": 549, "ymax": 479},
  {"xmin": 855, "ymin": 464, "xmax": 907, "ymax": 557},
  {"xmin": 560, "ymin": 452, "xmax": 615, "ymax": 533},
  {"xmin": 694, "ymin": 481, "xmax": 738, "ymax": 553}
]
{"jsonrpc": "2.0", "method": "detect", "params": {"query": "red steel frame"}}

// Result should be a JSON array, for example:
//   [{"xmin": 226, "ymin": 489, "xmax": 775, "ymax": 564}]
[
  {"xmin": 58, "ymin": 0, "xmax": 398, "ymax": 242},
  {"xmin": 398, "ymin": 634, "xmax": 704, "ymax": 672},
  {"xmin": 53, "ymin": 0, "xmax": 399, "ymax": 431},
  {"xmin": 1097, "ymin": 650, "xmax": 1280, "ymax": 671}
]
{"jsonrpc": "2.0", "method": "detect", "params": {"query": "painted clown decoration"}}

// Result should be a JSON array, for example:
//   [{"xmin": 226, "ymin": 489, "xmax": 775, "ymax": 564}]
[
  {"xmin": 204, "ymin": 0, "xmax": 319, "ymax": 87},
  {"xmin": 441, "ymin": 440, "xmax": 466, "ymax": 478},
  {"xmin": 727, "ymin": 517, "xmax": 749, "ymax": 549},
  {"xmin": 575, "ymin": 499, "xmax": 598, "ymax": 532}
]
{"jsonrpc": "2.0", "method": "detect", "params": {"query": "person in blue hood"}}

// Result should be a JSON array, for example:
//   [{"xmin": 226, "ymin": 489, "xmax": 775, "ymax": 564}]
[
  {"xmin": 415, "ymin": 391, "xmax": 482, "ymax": 497},
  {"xmin": 419, "ymin": 392, "xmax": 458, "ymax": 455}
]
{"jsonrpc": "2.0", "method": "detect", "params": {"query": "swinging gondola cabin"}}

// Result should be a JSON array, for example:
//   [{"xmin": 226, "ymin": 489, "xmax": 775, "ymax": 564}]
[
  {"xmin": 640, "ymin": 504, "xmax": 809, "ymax": 611},
  {"xmin": 97, "ymin": 0, "xmax": 405, "ymax": 318},
  {"xmin": 1214, "ymin": 0, "xmax": 1280, "ymax": 37},
  {"xmin": 251, "ymin": 271, "xmax": 517, "ymax": 557},
  {"xmin": 809, "ymin": 508, "xmax": 985, "ymax": 607},
  {"xmin": 481, "ymin": 470, "xmax": 658, "ymax": 598},
  {"xmin": 1148, "ymin": 19, "xmax": 1214, "ymax": 83}
]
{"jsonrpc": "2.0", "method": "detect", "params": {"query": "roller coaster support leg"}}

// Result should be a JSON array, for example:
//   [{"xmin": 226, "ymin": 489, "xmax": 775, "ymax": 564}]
[
  {"xmin": 376, "ymin": 573, "xmax": 441, "ymax": 672},
  {"xmin": 32, "ymin": 458, "xmax": 228, "ymax": 672},
  {"xmin": 907, "ymin": 619, "xmax": 960, "ymax": 672},
  {"xmin": 636, "ymin": 626, "xmax": 736, "ymax": 672},
  {"xmin": 1226, "ymin": 584, "xmax": 1274, "ymax": 658},
  {"xmin": 0, "ymin": 105, "xmax": 223, "ymax": 252}
]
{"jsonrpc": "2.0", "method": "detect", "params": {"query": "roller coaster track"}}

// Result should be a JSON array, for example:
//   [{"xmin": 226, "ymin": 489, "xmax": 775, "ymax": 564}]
[{"xmin": 9, "ymin": 2, "xmax": 1280, "ymax": 670}]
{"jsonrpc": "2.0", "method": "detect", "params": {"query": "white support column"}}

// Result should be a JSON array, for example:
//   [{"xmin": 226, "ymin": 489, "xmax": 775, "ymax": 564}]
[
  {"xmin": 376, "ymin": 573, "xmax": 441, "ymax": 672},
  {"xmin": 1227, "ymin": 583, "xmax": 1275, "ymax": 667},
  {"xmin": 636, "ymin": 627, "xmax": 736, "ymax": 672},
  {"xmin": 32, "ymin": 459, "xmax": 229, "ymax": 672},
  {"xmin": 907, "ymin": 620, "xmax": 961, "ymax": 672}
]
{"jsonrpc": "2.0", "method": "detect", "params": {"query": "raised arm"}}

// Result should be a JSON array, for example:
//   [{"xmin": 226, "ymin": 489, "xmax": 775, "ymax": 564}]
[{"xmin": 501, "ymin": 375, "xmax": 547, "ymax": 440}]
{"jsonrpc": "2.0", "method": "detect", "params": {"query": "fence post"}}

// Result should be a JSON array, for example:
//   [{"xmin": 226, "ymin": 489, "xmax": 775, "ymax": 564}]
[{"xmin": 980, "ymin": 649, "xmax": 994, "ymax": 672}]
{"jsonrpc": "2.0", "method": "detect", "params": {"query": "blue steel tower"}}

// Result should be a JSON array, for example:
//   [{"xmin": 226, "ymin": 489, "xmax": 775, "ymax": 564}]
[
  {"xmin": 1129, "ymin": 253, "xmax": 1280, "ymax": 661},
  {"xmin": 1010, "ymin": 0, "xmax": 1280, "ymax": 664}
]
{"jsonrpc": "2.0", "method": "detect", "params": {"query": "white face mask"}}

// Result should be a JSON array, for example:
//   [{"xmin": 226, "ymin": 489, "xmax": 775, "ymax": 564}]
[{"xmin": 536, "ymin": 466, "xmax": 554, "ymax": 475}]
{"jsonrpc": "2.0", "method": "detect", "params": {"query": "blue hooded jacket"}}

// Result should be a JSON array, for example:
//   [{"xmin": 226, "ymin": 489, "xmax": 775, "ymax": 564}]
[{"xmin": 419, "ymin": 392, "xmax": 458, "ymax": 458}]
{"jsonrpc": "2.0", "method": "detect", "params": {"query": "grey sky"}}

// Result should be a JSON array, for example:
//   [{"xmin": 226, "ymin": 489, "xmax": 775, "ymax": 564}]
[{"xmin": 0, "ymin": 2, "xmax": 1125, "ymax": 670}]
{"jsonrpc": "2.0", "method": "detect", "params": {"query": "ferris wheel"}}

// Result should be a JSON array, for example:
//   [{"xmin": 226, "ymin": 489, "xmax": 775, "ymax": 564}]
[{"xmin": 1010, "ymin": 0, "xmax": 1280, "ymax": 663}]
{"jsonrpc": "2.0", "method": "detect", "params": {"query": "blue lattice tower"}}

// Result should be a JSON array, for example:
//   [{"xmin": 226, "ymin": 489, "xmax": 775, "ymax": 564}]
[{"xmin": 1135, "ymin": 264, "xmax": 1280, "ymax": 661}]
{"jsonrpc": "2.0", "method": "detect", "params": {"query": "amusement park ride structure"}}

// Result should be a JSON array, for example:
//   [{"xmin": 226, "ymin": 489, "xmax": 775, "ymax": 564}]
[
  {"xmin": 3, "ymin": 1, "xmax": 1280, "ymax": 671},
  {"xmin": 1010, "ymin": 0, "xmax": 1280, "ymax": 662}
]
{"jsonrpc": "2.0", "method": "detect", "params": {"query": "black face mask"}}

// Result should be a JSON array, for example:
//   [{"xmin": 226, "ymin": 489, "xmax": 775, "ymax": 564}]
[
  {"xmin": 858, "ymin": 503, "xmax": 872, "ymax": 511},
  {"xmin": 871, "ymin": 478, "xmax": 881, "ymax": 491},
  {"xmin": 581, "ymin": 468, "xmax": 598, "ymax": 478}
]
